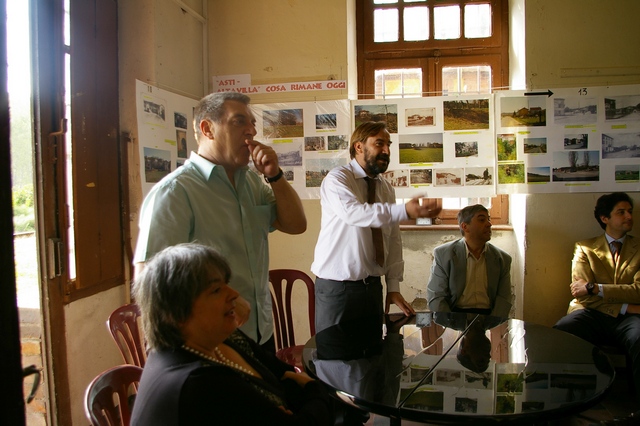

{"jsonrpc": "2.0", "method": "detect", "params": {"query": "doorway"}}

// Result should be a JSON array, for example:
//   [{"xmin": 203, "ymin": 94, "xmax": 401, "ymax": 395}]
[{"xmin": 8, "ymin": 0, "xmax": 47, "ymax": 424}]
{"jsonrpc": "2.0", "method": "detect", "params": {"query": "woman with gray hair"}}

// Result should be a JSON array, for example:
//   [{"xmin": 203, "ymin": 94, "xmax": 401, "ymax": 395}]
[{"xmin": 130, "ymin": 243, "xmax": 334, "ymax": 425}]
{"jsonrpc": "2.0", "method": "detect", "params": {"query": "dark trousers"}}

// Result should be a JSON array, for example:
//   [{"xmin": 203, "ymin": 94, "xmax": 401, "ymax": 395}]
[
  {"xmin": 314, "ymin": 277, "xmax": 384, "ymax": 334},
  {"xmin": 259, "ymin": 334, "xmax": 276, "ymax": 354},
  {"xmin": 554, "ymin": 309, "xmax": 640, "ymax": 403},
  {"xmin": 314, "ymin": 277, "xmax": 383, "ymax": 426}
]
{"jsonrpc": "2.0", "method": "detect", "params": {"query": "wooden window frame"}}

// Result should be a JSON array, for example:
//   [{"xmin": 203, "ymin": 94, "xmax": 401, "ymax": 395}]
[
  {"xmin": 35, "ymin": 0, "xmax": 125, "ymax": 304},
  {"xmin": 400, "ymin": 195, "xmax": 509, "ymax": 228},
  {"xmin": 363, "ymin": 0, "xmax": 505, "ymax": 54},
  {"xmin": 66, "ymin": 0, "xmax": 125, "ymax": 301},
  {"xmin": 358, "ymin": 0, "xmax": 510, "ymax": 227},
  {"xmin": 357, "ymin": 0, "xmax": 509, "ymax": 98}
]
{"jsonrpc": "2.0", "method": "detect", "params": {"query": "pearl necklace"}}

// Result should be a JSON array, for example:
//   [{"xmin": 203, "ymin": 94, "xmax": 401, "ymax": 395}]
[{"xmin": 182, "ymin": 344, "xmax": 255, "ymax": 376}]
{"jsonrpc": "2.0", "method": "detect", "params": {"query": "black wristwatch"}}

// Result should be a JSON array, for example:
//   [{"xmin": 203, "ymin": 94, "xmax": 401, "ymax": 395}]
[
  {"xmin": 264, "ymin": 168, "xmax": 284, "ymax": 184},
  {"xmin": 585, "ymin": 281, "xmax": 596, "ymax": 295}
]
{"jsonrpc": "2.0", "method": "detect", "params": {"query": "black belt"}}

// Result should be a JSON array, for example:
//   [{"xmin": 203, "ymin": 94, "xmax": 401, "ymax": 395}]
[{"xmin": 343, "ymin": 276, "xmax": 381, "ymax": 285}]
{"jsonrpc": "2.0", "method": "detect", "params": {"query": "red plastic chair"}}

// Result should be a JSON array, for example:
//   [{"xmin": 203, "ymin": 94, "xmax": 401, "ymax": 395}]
[
  {"xmin": 84, "ymin": 364, "xmax": 143, "ymax": 426},
  {"xmin": 107, "ymin": 304, "xmax": 147, "ymax": 367},
  {"xmin": 269, "ymin": 269, "xmax": 316, "ymax": 371}
]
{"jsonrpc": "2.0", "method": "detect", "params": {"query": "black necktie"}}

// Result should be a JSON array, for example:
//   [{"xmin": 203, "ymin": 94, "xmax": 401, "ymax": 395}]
[{"xmin": 366, "ymin": 177, "xmax": 384, "ymax": 267}]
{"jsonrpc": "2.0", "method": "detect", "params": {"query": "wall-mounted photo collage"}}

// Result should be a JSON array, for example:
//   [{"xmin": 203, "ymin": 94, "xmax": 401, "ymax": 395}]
[
  {"xmin": 137, "ymin": 81, "xmax": 640, "ymax": 200},
  {"xmin": 495, "ymin": 84, "xmax": 640, "ymax": 194}
]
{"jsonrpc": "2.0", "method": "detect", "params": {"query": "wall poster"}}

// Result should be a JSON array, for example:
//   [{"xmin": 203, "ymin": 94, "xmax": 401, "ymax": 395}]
[
  {"xmin": 136, "ymin": 79, "xmax": 198, "ymax": 197},
  {"xmin": 495, "ymin": 85, "xmax": 640, "ymax": 194},
  {"xmin": 252, "ymin": 100, "xmax": 352, "ymax": 199},
  {"xmin": 136, "ymin": 81, "xmax": 640, "ymax": 200}
]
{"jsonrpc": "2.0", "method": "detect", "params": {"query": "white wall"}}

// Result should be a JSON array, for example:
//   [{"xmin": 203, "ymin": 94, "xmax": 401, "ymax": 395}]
[{"xmin": 522, "ymin": 0, "xmax": 640, "ymax": 325}]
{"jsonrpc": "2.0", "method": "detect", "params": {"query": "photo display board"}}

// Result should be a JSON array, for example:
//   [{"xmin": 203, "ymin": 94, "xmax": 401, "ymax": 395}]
[
  {"xmin": 137, "ymin": 82, "xmax": 640, "ymax": 200},
  {"xmin": 136, "ymin": 80, "xmax": 199, "ymax": 197},
  {"xmin": 355, "ymin": 94, "xmax": 497, "ymax": 199},
  {"xmin": 252, "ymin": 100, "xmax": 351, "ymax": 199},
  {"xmin": 252, "ymin": 84, "xmax": 640, "ymax": 199},
  {"xmin": 495, "ymin": 85, "xmax": 640, "ymax": 194}
]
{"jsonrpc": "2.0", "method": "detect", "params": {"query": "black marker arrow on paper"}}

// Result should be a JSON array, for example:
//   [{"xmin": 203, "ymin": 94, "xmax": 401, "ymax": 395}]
[{"xmin": 524, "ymin": 90, "xmax": 554, "ymax": 97}]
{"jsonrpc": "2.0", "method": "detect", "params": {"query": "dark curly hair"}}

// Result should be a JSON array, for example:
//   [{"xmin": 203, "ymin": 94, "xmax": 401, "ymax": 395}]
[{"xmin": 594, "ymin": 192, "xmax": 633, "ymax": 230}]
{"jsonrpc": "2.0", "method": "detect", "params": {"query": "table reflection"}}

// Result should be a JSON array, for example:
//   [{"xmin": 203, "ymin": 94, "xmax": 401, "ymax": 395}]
[{"xmin": 304, "ymin": 312, "xmax": 614, "ymax": 425}]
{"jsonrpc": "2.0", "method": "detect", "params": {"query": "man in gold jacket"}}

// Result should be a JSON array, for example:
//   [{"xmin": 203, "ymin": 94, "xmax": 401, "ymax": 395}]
[{"xmin": 554, "ymin": 192, "xmax": 640, "ymax": 425}]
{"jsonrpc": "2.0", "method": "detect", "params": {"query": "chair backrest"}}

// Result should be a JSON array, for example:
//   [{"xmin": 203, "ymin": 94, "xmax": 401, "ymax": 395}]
[
  {"xmin": 107, "ymin": 303, "xmax": 146, "ymax": 367},
  {"xmin": 84, "ymin": 364, "xmax": 143, "ymax": 426},
  {"xmin": 268, "ymin": 269, "xmax": 315, "ymax": 352}
]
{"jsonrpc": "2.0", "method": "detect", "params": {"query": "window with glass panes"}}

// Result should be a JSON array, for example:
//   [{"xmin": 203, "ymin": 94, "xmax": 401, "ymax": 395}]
[
  {"xmin": 358, "ymin": 0, "xmax": 508, "ymax": 98},
  {"xmin": 357, "ymin": 0, "xmax": 509, "ymax": 224}
]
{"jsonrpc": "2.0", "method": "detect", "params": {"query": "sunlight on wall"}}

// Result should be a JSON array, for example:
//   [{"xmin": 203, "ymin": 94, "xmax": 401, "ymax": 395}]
[{"xmin": 509, "ymin": 0, "xmax": 526, "ymax": 90}]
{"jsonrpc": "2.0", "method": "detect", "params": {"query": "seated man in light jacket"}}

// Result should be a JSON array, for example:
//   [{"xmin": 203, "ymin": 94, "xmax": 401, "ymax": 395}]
[
  {"xmin": 554, "ymin": 192, "xmax": 640, "ymax": 425},
  {"xmin": 427, "ymin": 204, "xmax": 512, "ymax": 318}
]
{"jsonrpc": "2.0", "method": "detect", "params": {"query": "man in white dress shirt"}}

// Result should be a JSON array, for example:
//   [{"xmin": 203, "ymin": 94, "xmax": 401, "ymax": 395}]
[{"xmin": 311, "ymin": 121, "xmax": 436, "ymax": 334}]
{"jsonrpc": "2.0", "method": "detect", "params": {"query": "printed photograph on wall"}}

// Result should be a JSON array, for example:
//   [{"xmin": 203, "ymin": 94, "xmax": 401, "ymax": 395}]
[
  {"xmin": 523, "ymin": 137, "xmax": 547, "ymax": 154},
  {"xmin": 142, "ymin": 97, "xmax": 167, "ymax": 123},
  {"xmin": 465, "ymin": 167, "xmax": 493, "ymax": 185},
  {"xmin": 316, "ymin": 113, "xmax": 337, "ymax": 131},
  {"xmin": 269, "ymin": 139, "xmax": 303, "ymax": 167},
  {"xmin": 443, "ymin": 99, "xmax": 490, "ymax": 131},
  {"xmin": 552, "ymin": 151, "xmax": 600, "ymax": 182},
  {"xmin": 615, "ymin": 164, "xmax": 639, "ymax": 182},
  {"xmin": 283, "ymin": 167, "xmax": 295, "ymax": 182},
  {"xmin": 527, "ymin": 166, "xmax": 551, "ymax": 183},
  {"xmin": 605, "ymin": 95, "xmax": 640, "ymax": 122},
  {"xmin": 143, "ymin": 147, "xmax": 171, "ymax": 183},
  {"xmin": 399, "ymin": 133, "xmax": 444, "ymax": 164},
  {"xmin": 434, "ymin": 168, "xmax": 463, "ymax": 186},
  {"xmin": 174, "ymin": 111, "xmax": 187, "ymax": 129},
  {"xmin": 410, "ymin": 169, "xmax": 432, "ymax": 185},
  {"xmin": 406, "ymin": 107, "xmax": 436, "ymax": 127},
  {"xmin": 455, "ymin": 141, "xmax": 479, "ymax": 158},
  {"xmin": 382, "ymin": 169, "xmax": 410, "ymax": 187},
  {"xmin": 305, "ymin": 157, "xmax": 348, "ymax": 187},
  {"xmin": 497, "ymin": 134, "xmax": 517, "ymax": 161},
  {"xmin": 500, "ymin": 96, "xmax": 547, "ymax": 127},
  {"xmin": 563, "ymin": 133, "xmax": 588, "ymax": 150},
  {"xmin": 328, "ymin": 135, "xmax": 349, "ymax": 150},
  {"xmin": 305, "ymin": 136, "xmax": 326, "ymax": 151},
  {"xmin": 263, "ymin": 108, "xmax": 304, "ymax": 138},
  {"xmin": 354, "ymin": 104, "xmax": 398, "ymax": 133},
  {"xmin": 498, "ymin": 163, "xmax": 525, "ymax": 184},
  {"xmin": 553, "ymin": 97, "xmax": 597, "ymax": 125},
  {"xmin": 602, "ymin": 132, "xmax": 640, "ymax": 159},
  {"xmin": 176, "ymin": 129, "xmax": 187, "ymax": 158}
]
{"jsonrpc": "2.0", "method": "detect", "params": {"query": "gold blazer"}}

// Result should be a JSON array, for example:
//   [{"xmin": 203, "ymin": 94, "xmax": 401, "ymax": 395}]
[{"xmin": 569, "ymin": 233, "xmax": 640, "ymax": 317}]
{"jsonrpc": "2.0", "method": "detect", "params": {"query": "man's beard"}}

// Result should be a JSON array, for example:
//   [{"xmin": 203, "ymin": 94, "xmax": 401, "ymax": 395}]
[{"xmin": 364, "ymin": 149, "xmax": 390, "ymax": 176}]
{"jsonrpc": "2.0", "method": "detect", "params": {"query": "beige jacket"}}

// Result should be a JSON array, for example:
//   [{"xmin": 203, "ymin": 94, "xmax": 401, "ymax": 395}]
[{"xmin": 568, "ymin": 234, "xmax": 640, "ymax": 317}]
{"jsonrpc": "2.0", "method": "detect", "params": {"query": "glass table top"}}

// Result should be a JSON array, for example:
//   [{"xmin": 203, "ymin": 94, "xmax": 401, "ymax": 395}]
[{"xmin": 304, "ymin": 312, "xmax": 615, "ymax": 425}]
